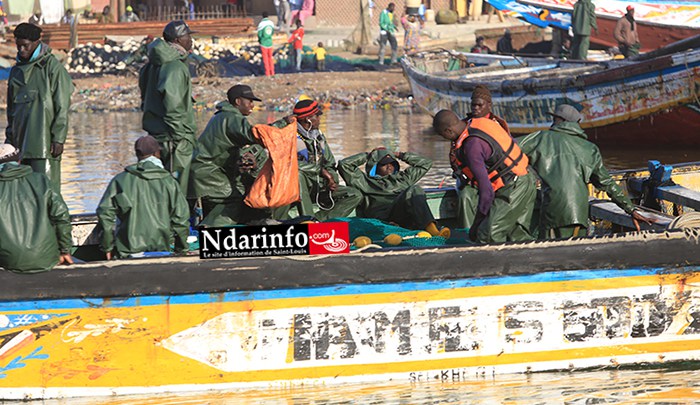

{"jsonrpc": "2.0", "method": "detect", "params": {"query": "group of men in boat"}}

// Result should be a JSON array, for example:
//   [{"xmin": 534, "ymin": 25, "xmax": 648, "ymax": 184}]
[{"xmin": 0, "ymin": 21, "xmax": 652, "ymax": 273}]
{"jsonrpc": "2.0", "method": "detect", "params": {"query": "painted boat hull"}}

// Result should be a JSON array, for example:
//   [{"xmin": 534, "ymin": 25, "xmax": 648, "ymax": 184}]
[
  {"xmin": 402, "ymin": 48, "xmax": 700, "ymax": 144},
  {"xmin": 2, "ymin": 231, "xmax": 700, "ymax": 399}
]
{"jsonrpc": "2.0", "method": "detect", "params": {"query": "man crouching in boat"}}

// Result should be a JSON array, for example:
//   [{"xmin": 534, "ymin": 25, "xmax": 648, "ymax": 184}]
[
  {"xmin": 338, "ymin": 147, "xmax": 450, "ymax": 237},
  {"xmin": 97, "ymin": 136, "xmax": 190, "ymax": 259},
  {"xmin": 517, "ymin": 104, "xmax": 653, "ymax": 239},
  {"xmin": 272, "ymin": 99, "xmax": 362, "ymax": 220},
  {"xmin": 0, "ymin": 144, "xmax": 73, "ymax": 272},
  {"xmin": 433, "ymin": 85, "xmax": 536, "ymax": 243}
]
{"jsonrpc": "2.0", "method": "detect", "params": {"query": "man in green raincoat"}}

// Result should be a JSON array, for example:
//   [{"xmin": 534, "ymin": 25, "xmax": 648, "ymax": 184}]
[
  {"xmin": 0, "ymin": 144, "xmax": 73, "ymax": 273},
  {"xmin": 339, "ymin": 147, "xmax": 450, "ymax": 237},
  {"xmin": 6, "ymin": 23, "xmax": 74, "ymax": 195},
  {"xmin": 139, "ymin": 20, "xmax": 197, "ymax": 194},
  {"xmin": 97, "ymin": 135, "xmax": 190, "ymax": 259},
  {"xmin": 274, "ymin": 99, "xmax": 362, "ymax": 220},
  {"xmin": 190, "ymin": 84, "xmax": 293, "ymax": 226},
  {"xmin": 571, "ymin": 0, "xmax": 597, "ymax": 60},
  {"xmin": 517, "ymin": 104, "xmax": 652, "ymax": 239}
]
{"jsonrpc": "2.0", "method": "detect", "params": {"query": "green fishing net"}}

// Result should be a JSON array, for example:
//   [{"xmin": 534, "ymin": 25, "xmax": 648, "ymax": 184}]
[{"xmin": 334, "ymin": 217, "xmax": 465, "ymax": 249}]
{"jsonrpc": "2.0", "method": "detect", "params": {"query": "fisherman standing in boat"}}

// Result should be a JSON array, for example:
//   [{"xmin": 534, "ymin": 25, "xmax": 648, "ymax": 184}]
[
  {"xmin": 139, "ymin": 20, "xmax": 197, "ymax": 194},
  {"xmin": 614, "ymin": 6, "xmax": 641, "ymax": 58},
  {"xmin": 571, "ymin": 0, "xmax": 597, "ymax": 60},
  {"xmin": 190, "ymin": 85, "xmax": 294, "ymax": 226},
  {"xmin": 272, "ymin": 99, "xmax": 362, "ymax": 220},
  {"xmin": 433, "ymin": 86, "xmax": 536, "ymax": 243},
  {"xmin": 517, "ymin": 104, "xmax": 653, "ymax": 239},
  {"xmin": 0, "ymin": 144, "xmax": 73, "ymax": 273},
  {"xmin": 339, "ymin": 147, "xmax": 450, "ymax": 237},
  {"xmin": 6, "ymin": 23, "xmax": 74, "ymax": 195},
  {"xmin": 97, "ymin": 135, "xmax": 190, "ymax": 259}
]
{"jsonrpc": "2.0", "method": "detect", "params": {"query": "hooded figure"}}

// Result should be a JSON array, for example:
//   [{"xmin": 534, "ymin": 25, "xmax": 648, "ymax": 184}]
[
  {"xmin": 339, "ymin": 148, "xmax": 450, "ymax": 237},
  {"xmin": 139, "ymin": 20, "xmax": 197, "ymax": 195},
  {"xmin": 6, "ymin": 23, "xmax": 74, "ymax": 195},
  {"xmin": 0, "ymin": 144, "xmax": 72, "ymax": 272},
  {"xmin": 97, "ymin": 135, "xmax": 190, "ymax": 259},
  {"xmin": 517, "ymin": 104, "xmax": 651, "ymax": 239}
]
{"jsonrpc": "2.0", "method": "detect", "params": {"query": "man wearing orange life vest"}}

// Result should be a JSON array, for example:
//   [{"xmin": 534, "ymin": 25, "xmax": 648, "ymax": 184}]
[{"xmin": 433, "ymin": 85, "xmax": 536, "ymax": 243}]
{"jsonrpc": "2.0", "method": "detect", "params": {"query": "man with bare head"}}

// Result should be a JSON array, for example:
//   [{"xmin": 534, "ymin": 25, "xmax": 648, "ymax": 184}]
[{"xmin": 433, "ymin": 85, "xmax": 536, "ymax": 243}]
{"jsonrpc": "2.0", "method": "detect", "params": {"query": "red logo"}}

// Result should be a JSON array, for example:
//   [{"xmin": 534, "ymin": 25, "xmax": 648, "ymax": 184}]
[{"xmin": 308, "ymin": 222, "xmax": 350, "ymax": 255}]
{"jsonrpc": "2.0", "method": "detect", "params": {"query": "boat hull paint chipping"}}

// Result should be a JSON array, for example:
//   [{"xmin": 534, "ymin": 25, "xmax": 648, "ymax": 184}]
[{"xmin": 3, "ymin": 267, "xmax": 700, "ymax": 399}]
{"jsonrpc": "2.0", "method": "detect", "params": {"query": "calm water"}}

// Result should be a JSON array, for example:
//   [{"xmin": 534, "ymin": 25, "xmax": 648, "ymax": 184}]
[
  {"xmin": 5, "ymin": 108, "xmax": 700, "ymax": 402},
  {"xmin": 3, "ymin": 108, "xmax": 700, "ymax": 214}
]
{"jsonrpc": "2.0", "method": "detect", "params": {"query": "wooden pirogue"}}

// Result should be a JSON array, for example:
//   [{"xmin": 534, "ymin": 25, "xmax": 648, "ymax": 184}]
[
  {"xmin": 40, "ymin": 18, "xmax": 254, "ymax": 50},
  {"xmin": 2, "ymin": 162, "xmax": 700, "ymax": 399}
]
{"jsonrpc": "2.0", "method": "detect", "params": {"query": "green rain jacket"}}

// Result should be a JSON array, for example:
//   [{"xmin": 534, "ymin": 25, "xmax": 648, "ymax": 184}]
[
  {"xmin": 190, "ymin": 102, "xmax": 267, "ymax": 201},
  {"xmin": 97, "ymin": 160, "xmax": 190, "ymax": 258},
  {"xmin": 139, "ymin": 38, "xmax": 196, "ymax": 146},
  {"xmin": 6, "ymin": 43, "xmax": 74, "ymax": 160},
  {"xmin": 572, "ymin": 0, "xmax": 597, "ymax": 36},
  {"xmin": 338, "ymin": 150, "xmax": 432, "ymax": 218},
  {"xmin": 379, "ymin": 9, "xmax": 397, "ymax": 34},
  {"xmin": 517, "ymin": 121, "xmax": 635, "ymax": 229},
  {"xmin": 0, "ymin": 163, "xmax": 71, "ymax": 273}
]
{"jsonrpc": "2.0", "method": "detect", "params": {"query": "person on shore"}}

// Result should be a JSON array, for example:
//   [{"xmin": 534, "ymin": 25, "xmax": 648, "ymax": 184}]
[
  {"xmin": 288, "ymin": 19, "xmax": 304, "ymax": 71},
  {"xmin": 0, "ymin": 144, "xmax": 73, "ymax": 273},
  {"xmin": 401, "ymin": 12, "xmax": 420, "ymax": 55},
  {"xmin": 496, "ymin": 29, "xmax": 515, "ymax": 54},
  {"xmin": 121, "ymin": 5, "xmax": 141, "ymax": 22},
  {"xmin": 273, "ymin": 99, "xmax": 362, "ymax": 220},
  {"xmin": 28, "ymin": 10, "xmax": 45, "ymax": 26},
  {"xmin": 97, "ymin": 136, "xmax": 189, "ymax": 259},
  {"xmin": 61, "ymin": 9, "xmax": 75, "ymax": 26},
  {"xmin": 314, "ymin": 42, "xmax": 326, "ymax": 71},
  {"xmin": 139, "ymin": 20, "xmax": 197, "ymax": 194},
  {"xmin": 190, "ymin": 85, "xmax": 292, "ymax": 226},
  {"xmin": 571, "ymin": 0, "xmax": 597, "ymax": 60},
  {"xmin": 258, "ymin": 12, "xmax": 276, "ymax": 76},
  {"xmin": 98, "ymin": 5, "xmax": 114, "ymax": 23},
  {"xmin": 517, "ymin": 104, "xmax": 652, "ymax": 239},
  {"xmin": 274, "ymin": 0, "xmax": 291, "ymax": 33},
  {"xmin": 378, "ymin": 2, "xmax": 398, "ymax": 65},
  {"xmin": 471, "ymin": 36, "xmax": 491, "ymax": 54},
  {"xmin": 339, "ymin": 148, "xmax": 450, "ymax": 237},
  {"xmin": 6, "ymin": 23, "xmax": 74, "ymax": 195},
  {"xmin": 559, "ymin": 37, "xmax": 572, "ymax": 59},
  {"xmin": 433, "ymin": 86, "xmax": 536, "ymax": 243},
  {"xmin": 614, "ymin": 6, "xmax": 641, "ymax": 58}
]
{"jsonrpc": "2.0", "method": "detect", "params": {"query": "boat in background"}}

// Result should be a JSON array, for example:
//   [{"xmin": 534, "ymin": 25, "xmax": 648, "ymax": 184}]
[
  {"xmin": 401, "ymin": 36, "xmax": 700, "ymax": 145},
  {"xmin": 513, "ymin": 0, "xmax": 700, "ymax": 51}
]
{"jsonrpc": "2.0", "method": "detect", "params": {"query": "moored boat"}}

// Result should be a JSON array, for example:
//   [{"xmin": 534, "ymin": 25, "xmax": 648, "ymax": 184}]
[
  {"xmin": 2, "ymin": 161, "xmax": 700, "ymax": 400},
  {"xmin": 401, "ymin": 40, "xmax": 700, "ymax": 145}
]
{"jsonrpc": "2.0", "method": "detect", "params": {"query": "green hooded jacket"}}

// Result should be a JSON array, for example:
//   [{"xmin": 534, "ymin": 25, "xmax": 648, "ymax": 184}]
[
  {"xmin": 139, "ymin": 38, "xmax": 196, "ymax": 145},
  {"xmin": 572, "ymin": 0, "xmax": 597, "ymax": 36},
  {"xmin": 0, "ymin": 163, "xmax": 72, "ymax": 273},
  {"xmin": 517, "ymin": 121, "xmax": 634, "ymax": 229},
  {"xmin": 190, "ymin": 102, "xmax": 266, "ymax": 201},
  {"xmin": 338, "ymin": 150, "xmax": 432, "ymax": 218},
  {"xmin": 97, "ymin": 160, "xmax": 190, "ymax": 258},
  {"xmin": 6, "ymin": 43, "xmax": 74, "ymax": 160}
]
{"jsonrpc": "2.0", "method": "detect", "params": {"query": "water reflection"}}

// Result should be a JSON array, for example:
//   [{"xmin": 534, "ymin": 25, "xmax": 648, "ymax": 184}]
[
  {"xmin": 2, "ymin": 108, "xmax": 699, "ymax": 214},
  {"xmin": 37, "ymin": 368, "xmax": 700, "ymax": 404}
]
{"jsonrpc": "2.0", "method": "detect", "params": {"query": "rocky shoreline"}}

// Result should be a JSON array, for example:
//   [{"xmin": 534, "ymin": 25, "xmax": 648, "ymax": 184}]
[{"xmin": 0, "ymin": 69, "xmax": 414, "ymax": 113}]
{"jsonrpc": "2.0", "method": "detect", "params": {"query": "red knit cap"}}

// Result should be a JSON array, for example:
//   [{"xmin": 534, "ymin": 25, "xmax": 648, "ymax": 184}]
[{"xmin": 293, "ymin": 100, "xmax": 322, "ymax": 119}]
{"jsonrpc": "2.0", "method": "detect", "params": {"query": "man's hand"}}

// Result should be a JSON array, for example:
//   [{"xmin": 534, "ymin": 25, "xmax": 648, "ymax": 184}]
[
  {"xmin": 105, "ymin": 251, "xmax": 112, "ymax": 261},
  {"xmin": 238, "ymin": 151, "xmax": 257, "ymax": 173},
  {"xmin": 631, "ymin": 209, "xmax": 656, "ymax": 231},
  {"xmin": 58, "ymin": 253, "xmax": 74, "ymax": 265},
  {"xmin": 50, "ymin": 142, "xmax": 64, "ymax": 158},
  {"xmin": 395, "ymin": 151, "xmax": 404, "ymax": 160},
  {"xmin": 469, "ymin": 212, "xmax": 487, "ymax": 242},
  {"xmin": 321, "ymin": 168, "xmax": 337, "ymax": 192}
]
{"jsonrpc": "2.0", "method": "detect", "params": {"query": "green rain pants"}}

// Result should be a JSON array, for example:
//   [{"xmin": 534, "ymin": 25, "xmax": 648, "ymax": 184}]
[{"xmin": 477, "ymin": 172, "xmax": 537, "ymax": 244}]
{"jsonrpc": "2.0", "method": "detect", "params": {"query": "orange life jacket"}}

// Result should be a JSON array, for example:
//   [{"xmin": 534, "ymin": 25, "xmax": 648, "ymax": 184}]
[{"xmin": 450, "ymin": 116, "xmax": 528, "ymax": 192}]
